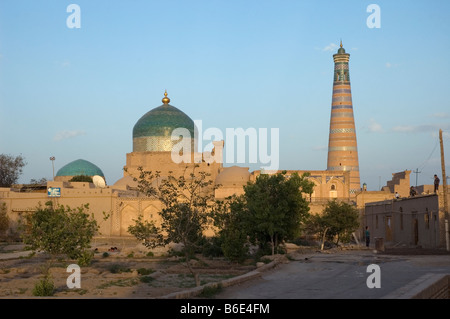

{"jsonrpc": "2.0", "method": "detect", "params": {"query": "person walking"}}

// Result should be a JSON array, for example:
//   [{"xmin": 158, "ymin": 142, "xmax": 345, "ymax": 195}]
[
  {"xmin": 365, "ymin": 226, "xmax": 370, "ymax": 248},
  {"xmin": 434, "ymin": 174, "xmax": 440, "ymax": 193}
]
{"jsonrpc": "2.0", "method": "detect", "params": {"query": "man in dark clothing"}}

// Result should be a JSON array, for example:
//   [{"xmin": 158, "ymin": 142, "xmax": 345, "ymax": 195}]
[
  {"xmin": 434, "ymin": 174, "xmax": 440, "ymax": 193},
  {"xmin": 365, "ymin": 226, "xmax": 370, "ymax": 248}
]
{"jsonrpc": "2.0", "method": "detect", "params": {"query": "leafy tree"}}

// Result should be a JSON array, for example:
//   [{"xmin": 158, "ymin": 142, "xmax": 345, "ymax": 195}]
[
  {"xmin": 126, "ymin": 165, "xmax": 218, "ymax": 286},
  {"xmin": 318, "ymin": 199, "xmax": 360, "ymax": 246},
  {"xmin": 0, "ymin": 154, "xmax": 26, "ymax": 187},
  {"xmin": 127, "ymin": 214, "xmax": 162, "ymax": 249},
  {"xmin": 21, "ymin": 201, "xmax": 100, "ymax": 265},
  {"xmin": 212, "ymin": 195, "xmax": 249, "ymax": 263},
  {"xmin": 215, "ymin": 171, "xmax": 314, "ymax": 257},
  {"xmin": 243, "ymin": 171, "xmax": 314, "ymax": 255},
  {"xmin": 305, "ymin": 213, "xmax": 330, "ymax": 251}
]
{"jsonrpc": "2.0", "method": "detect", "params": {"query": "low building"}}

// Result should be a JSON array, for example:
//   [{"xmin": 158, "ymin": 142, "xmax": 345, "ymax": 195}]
[{"xmin": 363, "ymin": 194, "xmax": 440, "ymax": 248}]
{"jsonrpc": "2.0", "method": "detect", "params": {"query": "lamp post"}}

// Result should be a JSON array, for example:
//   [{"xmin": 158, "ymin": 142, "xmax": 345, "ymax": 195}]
[{"xmin": 50, "ymin": 156, "xmax": 55, "ymax": 181}]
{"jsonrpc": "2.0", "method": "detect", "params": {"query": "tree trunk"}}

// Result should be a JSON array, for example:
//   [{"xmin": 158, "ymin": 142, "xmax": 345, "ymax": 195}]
[
  {"xmin": 271, "ymin": 235, "xmax": 275, "ymax": 255},
  {"xmin": 321, "ymin": 228, "xmax": 328, "ymax": 251}
]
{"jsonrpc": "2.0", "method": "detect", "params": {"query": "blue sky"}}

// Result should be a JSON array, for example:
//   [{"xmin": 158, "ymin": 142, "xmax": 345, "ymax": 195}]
[{"xmin": 1, "ymin": 0, "xmax": 449, "ymax": 190}]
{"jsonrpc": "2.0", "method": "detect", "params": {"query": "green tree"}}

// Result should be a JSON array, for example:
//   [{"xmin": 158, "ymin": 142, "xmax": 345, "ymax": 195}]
[
  {"xmin": 305, "ymin": 213, "xmax": 330, "ymax": 251},
  {"xmin": 319, "ymin": 199, "xmax": 360, "ymax": 246},
  {"xmin": 126, "ymin": 165, "xmax": 218, "ymax": 286},
  {"xmin": 0, "ymin": 154, "xmax": 26, "ymax": 187},
  {"xmin": 212, "ymin": 195, "xmax": 249, "ymax": 263},
  {"xmin": 218, "ymin": 171, "xmax": 314, "ymax": 256},
  {"xmin": 244, "ymin": 171, "xmax": 314, "ymax": 255},
  {"xmin": 127, "ymin": 214, "xmax": 162, "ymax": 249},
  {"xmin": 21, "ymin": 201, "xmax": 100, "ymax": 264}
]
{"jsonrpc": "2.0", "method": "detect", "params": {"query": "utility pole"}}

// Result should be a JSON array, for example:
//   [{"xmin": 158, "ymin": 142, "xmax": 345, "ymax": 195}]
[
  {"xmin": 413, "ymin": 168, "xmax": 421, "ymax": 187},
  {"xmin": 439, "ymin": 129, "xmax": 449, "ymax": 251},
  {"xmin": 50, "ymin": 156, "xmax": 55, "ymax": 181}
]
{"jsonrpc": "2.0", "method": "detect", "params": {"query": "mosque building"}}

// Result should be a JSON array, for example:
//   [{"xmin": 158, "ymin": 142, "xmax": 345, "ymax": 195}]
[{"xmin": 1, "ymin": 43, "xmax": 447, "ymax": 247}]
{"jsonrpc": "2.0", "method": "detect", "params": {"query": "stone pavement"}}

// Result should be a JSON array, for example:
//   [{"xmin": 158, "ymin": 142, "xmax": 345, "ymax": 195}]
[{"xmin": 211, "ymin": 249, "xmax": 450, "ymax": 299}]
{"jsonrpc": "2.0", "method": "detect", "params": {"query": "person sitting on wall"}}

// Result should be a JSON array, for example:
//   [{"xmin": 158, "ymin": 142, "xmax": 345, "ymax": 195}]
[
  {"xmin": 434, "ymin": 174, "xmax": 440, "ymax": 193},
  {"xmin": 409, "ymin": 186, "xmax": 417, "ymax": 197}
]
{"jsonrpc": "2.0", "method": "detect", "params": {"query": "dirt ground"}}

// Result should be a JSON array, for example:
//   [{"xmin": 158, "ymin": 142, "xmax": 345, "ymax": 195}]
[
  {"xmin": 0, "ymin": 238, "xmax": 258, "ymax": 299},
  {"xmin": 2, "ymin": 238, "xmax": 449, "ymax": 299}
]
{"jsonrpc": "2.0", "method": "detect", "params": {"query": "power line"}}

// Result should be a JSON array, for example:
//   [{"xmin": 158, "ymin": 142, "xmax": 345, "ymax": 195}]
[{"xmin": 417, "ymin": 139, "xmax": 439, "ymax": 172}]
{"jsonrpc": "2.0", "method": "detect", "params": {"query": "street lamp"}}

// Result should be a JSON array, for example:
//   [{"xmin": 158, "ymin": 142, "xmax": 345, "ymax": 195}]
[{"xmin": 50, "ymin": 156, "xmax": 55, "ymax": 180}]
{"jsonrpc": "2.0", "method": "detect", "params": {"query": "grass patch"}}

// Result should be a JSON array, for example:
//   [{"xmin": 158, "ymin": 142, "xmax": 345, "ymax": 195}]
[
  {"xmin": 140, "ymin": 275, "xmax": 154, "ymax": 283},
  {"xmin": 96, "ymin": 278, "xmax": 139, "ymax": 289},
  {"xmin": 107, "ymin": 263, "xmax": 132, "ymax": 274},
  {"xmin": 198, "ymin": 283, "xmax": 223, "ymax": 298},
  {"xmin": 137, "ymin": 268, "xmax": 154, "ymax": 275}
]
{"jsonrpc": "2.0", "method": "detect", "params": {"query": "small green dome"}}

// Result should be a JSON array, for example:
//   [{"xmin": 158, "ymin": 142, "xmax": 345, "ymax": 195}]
[
  {"xmin": 132, "ymin": 91, "xmax": 197, "ymax": 152},
  {"xmin": 56, "ymin": 159, "xmax": 104, "ymax": 177}
]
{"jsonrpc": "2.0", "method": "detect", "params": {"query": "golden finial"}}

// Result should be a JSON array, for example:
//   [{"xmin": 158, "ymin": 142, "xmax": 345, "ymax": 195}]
[
  {"xmin": 340, "ymin": 39, "xmax": 343, "ymax": 48},
  {"xmin": 162, "ymin": 90, "xmax": 170, "ymax": 104}
]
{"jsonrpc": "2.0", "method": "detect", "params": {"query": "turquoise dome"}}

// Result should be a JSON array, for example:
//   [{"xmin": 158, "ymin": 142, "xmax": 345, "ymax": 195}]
[
  {"xmin": 132, "ymin": 91, "xmax": 197, "ymax": 152},
  {"xmin": 133, "ymin": 104, "xmax": 196, "ymax": 139},
  {"xmin": 56, "ymin": 159, "xmax": 104, "ymax": 177}
]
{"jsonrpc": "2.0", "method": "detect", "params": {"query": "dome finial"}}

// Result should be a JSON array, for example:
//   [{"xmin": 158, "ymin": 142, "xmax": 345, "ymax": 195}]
[
  {"xmin": 162, "ymin": 90, "xmax": 170, "ymax": 104},
  {"xmin": 340, "ymin": 39, "xmax": 343, "ymax": 48}
]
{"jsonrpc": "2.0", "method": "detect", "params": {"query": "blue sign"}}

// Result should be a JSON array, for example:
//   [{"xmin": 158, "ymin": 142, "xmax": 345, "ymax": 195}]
[{"xmin": 47, "ymin": 187, "xmax": 61, "ymax": 197}]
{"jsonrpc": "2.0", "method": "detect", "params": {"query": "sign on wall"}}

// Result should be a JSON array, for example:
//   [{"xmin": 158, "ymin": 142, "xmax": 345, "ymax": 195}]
[{"xmin": 47, "ymin": 187, "xmax": 61, "ymax": 197}]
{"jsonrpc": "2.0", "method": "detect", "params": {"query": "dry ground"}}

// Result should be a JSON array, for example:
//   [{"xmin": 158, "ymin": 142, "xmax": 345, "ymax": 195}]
[
  {"xmin": 2, "ymin": 238, "xmax": 448, "ymax": 299},
  {"xmin": 0, "ymin": 238, "xmax": 258, "ymax": 299}
]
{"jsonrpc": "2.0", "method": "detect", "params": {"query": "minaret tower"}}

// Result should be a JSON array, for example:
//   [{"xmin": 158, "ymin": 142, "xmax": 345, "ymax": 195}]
[{"xmin": 327, "ymin": 41, "xmax": 361, "ymax": 195}]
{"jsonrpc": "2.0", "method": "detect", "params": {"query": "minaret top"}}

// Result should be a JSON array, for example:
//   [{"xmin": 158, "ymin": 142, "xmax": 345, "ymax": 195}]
[
  {"xmin": 162, "ymin": 90, "xmax": 170, "ymax": 104},
  {"xmin": 337, "ymin": 40, "xmax": 346, "ymax": 54}
]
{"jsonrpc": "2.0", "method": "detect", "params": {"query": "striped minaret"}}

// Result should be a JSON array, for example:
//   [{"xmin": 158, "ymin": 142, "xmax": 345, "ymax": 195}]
[{"xmin": 327, "ymin": 41, "xmax": 361, "ymax": 195}]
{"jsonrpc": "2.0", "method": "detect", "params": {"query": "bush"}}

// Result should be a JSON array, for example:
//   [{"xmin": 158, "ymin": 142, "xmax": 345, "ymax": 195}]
[
  {"xmin": 202, "ymin": 236, "xmax": 224, "ymax": 258},
  {"xmin": 108, "ymin": 264, "xmax": 131, "ymax": 274},
  {"xmin": 32, "ymin": 275, "xmax": 54, "ymax": 296},
  {"xmin": 137, "ymin": 268, "xmax": 154, "ymax": 275},
  {"xmin": 140, "ymin": 276, "xmax": 154, "ymax": 283},
  {"xmin": 199, "ymin": 283, "xmax": 223, "ymax": 298},
  {"xmin": 77, "ymin": 250, "xmax": 94, "ymax": 266}
]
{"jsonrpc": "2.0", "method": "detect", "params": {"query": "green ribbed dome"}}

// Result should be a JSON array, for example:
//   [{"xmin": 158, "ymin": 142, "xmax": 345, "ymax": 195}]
[
  {"xmin": 132, "ymin": 91, "xmax": 197, "ymax": 152},
  {"xmin": 133, "ymin": 104, "xmax": 195, "ymax": 139},
  {"xmin": 56, "ymin": 159, "xmax": 104, "ymax": 177}
]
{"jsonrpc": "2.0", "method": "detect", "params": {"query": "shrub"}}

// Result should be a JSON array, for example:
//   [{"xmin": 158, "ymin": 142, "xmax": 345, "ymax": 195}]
[
  {"xmin": 77, "ymin": 250, "xmax": 94, "ymax": 266},
  {"xmin": 32, "ymin": 274, "xmax": 54, "ymax": 296},
  {"xmin": 139, "ymin": 276, "xmax": 154, "ymax": 283},
  {"xmin": 199, "ymin": 283, "xmax": 223, "ymax": 298},
  {"xmin": 137, "ymin": 268, "xmax": 154, "ymax": 275},
  {"xmin": 108, "ymin": 264, "xmax": 131, "ymax": 274}
]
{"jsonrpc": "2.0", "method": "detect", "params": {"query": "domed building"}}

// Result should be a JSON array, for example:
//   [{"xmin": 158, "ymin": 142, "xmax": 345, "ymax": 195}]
[
  {"xmin": 123, "ymin": 91, "xmax": 223, "ymax": 183},
  {"xmin": 132, "ymin": 90, "xmax": 198, "ymax": 152},
  {"xmin": 55, "ymin": 159, "xmax": 105, "ymax": 182}
]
